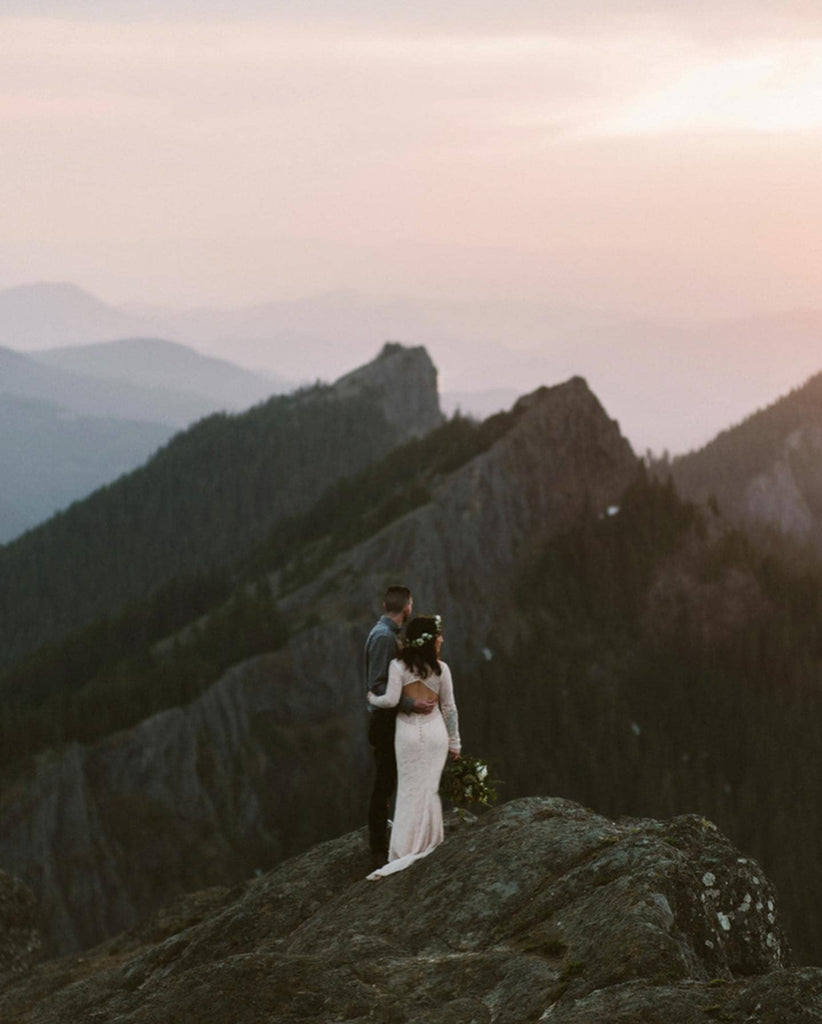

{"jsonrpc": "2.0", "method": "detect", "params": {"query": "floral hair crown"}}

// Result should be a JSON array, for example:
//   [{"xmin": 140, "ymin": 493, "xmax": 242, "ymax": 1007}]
[{"xmin": 404, "ymin": 614, "xmax": 442, "ymax": 649}]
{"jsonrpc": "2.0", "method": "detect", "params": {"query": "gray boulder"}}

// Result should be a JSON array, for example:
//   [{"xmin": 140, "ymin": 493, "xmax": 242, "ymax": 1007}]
[{"xmin": 1, "ymin": 797, "xmax": 819, "ymax": 1023}]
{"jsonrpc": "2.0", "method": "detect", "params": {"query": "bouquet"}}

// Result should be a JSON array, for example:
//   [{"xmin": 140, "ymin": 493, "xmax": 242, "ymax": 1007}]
[{"xmin": 441, "ymin": 754, "xmax": 499, "ymax": 820}]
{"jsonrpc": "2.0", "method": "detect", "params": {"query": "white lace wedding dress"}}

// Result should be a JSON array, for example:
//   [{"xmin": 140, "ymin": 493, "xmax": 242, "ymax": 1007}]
[{"xmin": 367, "ymin": 658, "xmax": 460, "ymax": 879}]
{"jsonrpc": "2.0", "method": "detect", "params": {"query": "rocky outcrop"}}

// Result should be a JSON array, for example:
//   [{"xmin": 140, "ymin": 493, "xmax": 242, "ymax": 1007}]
[
  {"xmin": 0, "ymin": 376, "xmax": 638, "ymax": 955},
  {"xmin": 743, "ymin": 425, "xmax": 822, "ymax": 542},
  {"xmin": 1, "ymin": 798, "xmax": 820, "ymax": 1023},
  {"xmin": 333, "ymin": 341, "xmax": 443, "ymax": 437},
  {"xmin": 0, "ymin": 641, "xmax": 369, "ymax": 956},
  {"xmin": 279, "ymin": 376, "xmax": 638, "ymax": 672}
]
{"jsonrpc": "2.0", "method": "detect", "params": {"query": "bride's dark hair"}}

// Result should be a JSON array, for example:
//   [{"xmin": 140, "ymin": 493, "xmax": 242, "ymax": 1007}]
[{"xmin": 399, "ymin": 615, "xmax": 443, "ymax": 679}]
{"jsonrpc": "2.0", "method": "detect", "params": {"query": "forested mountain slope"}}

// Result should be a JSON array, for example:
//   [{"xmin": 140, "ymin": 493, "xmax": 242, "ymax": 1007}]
[
  {"xmin": 0, "ymin": 375, "xmax": 638, "ymax": 954},
  {"xmin": 668, "ymin": 369, "xmax": 822, "ymax": 550},
  {"xmin": 0, "ymin": 343, "xmax": 441, "ymax": 667},
  {"xmin": 460, "ymin": 474, "xmax": 822, "ymax": 963}
]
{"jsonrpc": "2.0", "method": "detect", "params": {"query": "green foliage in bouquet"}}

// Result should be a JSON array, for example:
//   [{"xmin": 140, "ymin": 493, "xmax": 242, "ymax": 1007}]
[{"xmin": 441, "ymin": 755, "xmax": 499, "ymax": 820}]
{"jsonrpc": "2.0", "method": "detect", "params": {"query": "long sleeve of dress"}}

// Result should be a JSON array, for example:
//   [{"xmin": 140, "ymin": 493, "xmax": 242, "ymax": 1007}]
[
  {"xmin": 438, "ymin": 663, "xmax": 461, "ymax": 752},
  {"xmin": 367, "ymin": 659, "xmax": 403, "ymax": 708}
]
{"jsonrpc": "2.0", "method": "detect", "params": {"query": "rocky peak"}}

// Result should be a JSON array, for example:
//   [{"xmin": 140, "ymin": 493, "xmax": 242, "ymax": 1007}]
[
  {"xmin": 2, "ymin": 798, "xmax": 819, "ymax": 1023},
  {"xmin": 282, "ymin": 372, "xmax": 637, "ymax": 668},
  {"xmin": 331, "ymin": 341, "xmax": 443, "ymax": 437}
]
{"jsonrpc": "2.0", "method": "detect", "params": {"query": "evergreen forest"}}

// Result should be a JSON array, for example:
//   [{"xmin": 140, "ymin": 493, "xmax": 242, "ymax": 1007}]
[
  {"xmin": 460, "ymin": 472, "xmax": 822, "ymax": 963},
  {"xmin": 670, "ymin": 369, "xmax": 822, "ymax": 523},
  {"xmin": 0, "ymin": 382, "xmax": 402, "ymax": 666},
  {"xmin": 0, "ymin": 407, "xmax": 523, "ymax": 772}
]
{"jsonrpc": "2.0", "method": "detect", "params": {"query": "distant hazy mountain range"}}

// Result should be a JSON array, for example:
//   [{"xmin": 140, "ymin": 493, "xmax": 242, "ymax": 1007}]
[
  {"xmin": 0, "ymin": 337, "xmax": 288, "ymax": 543},
  {"xmin": 0, "ymin": 281, "xmax": 142, "ymax": 348},
  {"xmin": 31, "ymin": 337, "xmax": 287, "ymax": 413},
  {"xmin": 3, "ymin": 280, "xmax": 822, "ymax": 453},
  {"xmin": 1, "ymin": 341, "xmax": 279, "ymax": 428}
]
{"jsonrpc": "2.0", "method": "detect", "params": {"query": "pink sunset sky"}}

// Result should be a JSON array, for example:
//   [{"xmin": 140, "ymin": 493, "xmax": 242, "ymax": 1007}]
[
  {"xmin": 1, "ymin": 2, "xmax": 822, "ymax": 453},
  {"xmin": 2, "ymin": 1, "xmax": 820, "ymax": 315}
]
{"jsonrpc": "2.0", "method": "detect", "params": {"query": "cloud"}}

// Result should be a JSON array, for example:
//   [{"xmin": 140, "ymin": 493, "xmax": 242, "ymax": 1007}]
[{"xmin": 582, "ymin": 44, "xmax": 822, "ymax": 137}]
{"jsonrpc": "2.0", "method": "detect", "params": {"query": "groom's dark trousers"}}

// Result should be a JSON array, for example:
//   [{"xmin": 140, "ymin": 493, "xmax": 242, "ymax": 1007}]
[
  {"xmin": 364, "ymin": 614, "xmax": 402, "ymax": 856},
  {"xmin": 368, "ymin": 707, "xmax": 398, "ymax": 855}
]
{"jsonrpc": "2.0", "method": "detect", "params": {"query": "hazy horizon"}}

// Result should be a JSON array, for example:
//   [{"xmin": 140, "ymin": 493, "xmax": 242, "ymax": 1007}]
[
  {"xmin": 4, "ymin": 278, "xmax": 822, "ymax": 458},
  {"xmin": 3, "ymin": 2, "xmax": 822, "ymax": 453}
]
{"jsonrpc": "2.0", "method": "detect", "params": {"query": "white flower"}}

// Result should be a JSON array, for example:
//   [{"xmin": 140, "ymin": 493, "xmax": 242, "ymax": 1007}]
[{"xmin": 477, "ymin": 763, "xmax": 489, "ymax": 781}]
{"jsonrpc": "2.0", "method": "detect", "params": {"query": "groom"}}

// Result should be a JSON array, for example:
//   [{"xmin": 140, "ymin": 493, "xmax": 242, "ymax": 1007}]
[{"xmin": 365, "ymin": 584, "xmax": 435, "ymax": 865}]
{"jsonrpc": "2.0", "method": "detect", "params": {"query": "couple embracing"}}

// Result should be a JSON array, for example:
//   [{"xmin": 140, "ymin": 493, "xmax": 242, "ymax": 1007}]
[{"xmin": 364, "ymin": 585, "xmax": 461, "ymax": 879}]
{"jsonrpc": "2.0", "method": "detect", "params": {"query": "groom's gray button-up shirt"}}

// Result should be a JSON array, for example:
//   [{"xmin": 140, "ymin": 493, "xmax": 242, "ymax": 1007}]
[{"xmin": 364, "ymin": 615, "xmax": 414, "ymax": 714}]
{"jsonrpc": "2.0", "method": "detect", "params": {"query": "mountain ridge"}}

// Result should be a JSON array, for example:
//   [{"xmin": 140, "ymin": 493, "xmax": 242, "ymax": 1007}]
[
  {"xmin": 30, "ymin": 336, "xmax": 288, "ymax": 408},
  {"xmin": 0, "ymin": 370, "xmax": 637, "ymax": 954},
  {"xmin": 7, "ymin": 279, "xmax": 822, "ymax": 453},
  {"xmin": 0, "ymin": 282, "xmax": 145, "ymax": 347},
  {"xmin": 0, "ymin": 337, "xmax": 293, "ymax": 542},
  {"xmin": 0, "ymin": 342, "xmax": 241, "ymax": 427},
  {"xmin": 667, "ymin": 369, "xmax": 822, "ymax": 551},
  {"xmin": 0, "ymin": 344, "xmax": 443, "ymax": 666}
]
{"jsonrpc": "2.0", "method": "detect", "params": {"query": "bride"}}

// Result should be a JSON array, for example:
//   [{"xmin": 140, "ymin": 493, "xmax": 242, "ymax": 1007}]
[{"xmin": 367, "ymin": 614, "xmax": 460, "ymax": 879}]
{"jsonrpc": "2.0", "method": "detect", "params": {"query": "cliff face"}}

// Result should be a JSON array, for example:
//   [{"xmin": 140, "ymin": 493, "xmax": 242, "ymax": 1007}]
[
  {"xmin": 742, "ymin": 424, "xmax": 822, "ymax": 542},
  {"xmin": 2, "ymin": 798, "xmax": 820, "ymax": 1024},
  {"xmin": 670, "ymin": 371, "xmax": 822, "ymax": 551},
  {"xmin": 279, "ymin": 376, "xmax": 637, "ymax": 672},
  {"xmin": 333, "ymin": 341, "xmax": 443, "ymax": 437},
  {"xmin": 0, "ymin": 375, "xmax": 638, "ymax": 955},
  {"xmin": 0, "ymin": 641, "xmax": 366, "ymax": 955}
]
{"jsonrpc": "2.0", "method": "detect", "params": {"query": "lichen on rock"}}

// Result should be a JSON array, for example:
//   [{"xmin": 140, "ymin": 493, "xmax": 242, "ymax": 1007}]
[{"xmin": 1, "ymin": 797, "xmax": 819, "ymax": 1024}]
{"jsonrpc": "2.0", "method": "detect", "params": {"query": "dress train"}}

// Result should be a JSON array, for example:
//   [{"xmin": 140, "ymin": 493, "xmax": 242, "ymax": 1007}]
[{"xmin": 367, "ymin": 709, "xmax": 449, "ymax": 879}]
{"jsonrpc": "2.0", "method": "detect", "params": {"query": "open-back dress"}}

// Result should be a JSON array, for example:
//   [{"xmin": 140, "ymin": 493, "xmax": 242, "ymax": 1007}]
[{"xmin": 367, "ymin": 657, "xmax": 460, "ymax": 878}]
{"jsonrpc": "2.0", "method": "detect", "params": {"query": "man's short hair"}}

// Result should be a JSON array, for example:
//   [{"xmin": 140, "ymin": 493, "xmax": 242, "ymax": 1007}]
[{"xmin": 384, "ymin": 585, "xmax": 412, "ymax": 614}]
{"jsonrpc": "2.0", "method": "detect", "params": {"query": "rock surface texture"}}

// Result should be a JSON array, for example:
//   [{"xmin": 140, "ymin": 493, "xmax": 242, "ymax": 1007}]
[
  {"xmin": 0, "ymin": 870, "xmax": 42, "ymax": 986},
  {"xmin": 2, "ymin": 798, "xmax": 820, "ymax": 1024},
  {"xmin": 0, "ymin": 375, "xmax": 639, "ymax": 956},
  {"xmin": 334, "ymin": 340, "xmax": 444, "ymax": 437}
]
